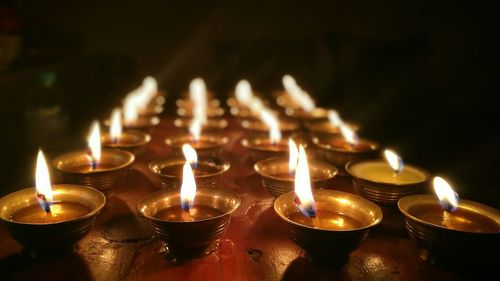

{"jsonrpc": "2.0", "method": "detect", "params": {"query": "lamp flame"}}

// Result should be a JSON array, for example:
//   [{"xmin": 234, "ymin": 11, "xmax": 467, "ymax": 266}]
[
  {"xmin": 282, "ymin": 74, "xmax": 315, "ymax": 112},
  {"xmin": 384, "ymin": 149, "xmax": 404, "ymax": 173},
  {"xmin": 327, "ymin": 110, "xmax": 343, "ymax": 127},
  {"xmin": 87, "ymin": 120, "xmax": 101, "ymax": 169},
  {"xmin": 259, "ymin": 109, "xmax": 281, "ymax": 144},
  {"xmin": 189, "ymin": 78, "xmax": 207, "ymax": 123},
  {"xmin": 189, "ymin": 118, "xmax": 202, "ymax": 142},
  {"xmin": 182, "ymin": 144, "xmax": 198, "ymax": 168},
  {"xmin": 180, "ymin": 161, "xmax": 197, "ymax": 211},
  {"xmin": 294, "ymin": 145, "xmax": 317, "ymax": 217},
  {"xmin": 433, "ymin": 176, "xmax": 459, "ymax": 212},
  {"xmin": 288, "ymin": 139, "xmax": 298, "ymax": 175},
  {"xmin": 340, "ymin": 124, "xmax": 358, "ymax": 145},
  {"xmin": 235, "ymin": 79, "xmax": 253, "ymax": 106},
  {"xmin": 110, "ymin": 108, "xmax": 122, "ymax": 143},
  {"xmin": 36, "ymin": 150, "xmax": 53, "ymax": 213},
  {"xmin": 123, "ymin": 96, "xmax": 139, "ymax": 125}
]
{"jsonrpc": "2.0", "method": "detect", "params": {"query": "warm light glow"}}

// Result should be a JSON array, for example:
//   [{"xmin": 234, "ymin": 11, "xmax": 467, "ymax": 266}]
[
  {"xmin": 327, "ymin": 110, "xmax": 343, "ymax": 127},
  {"xmin": 189, "ymin": 78, "xmax": 208, "ymax": 123},
  {"xmin": 121, "ymin": 76, "xmax": 158, "ymax": 124},
  {"xmin": 259, "ymin": 109, "xmax": 281, "ymax": 144},
  {"xmin": 340, "ymin": 124, "xmax": 358, "ymax": 145},
  {"xmin": 282, "ymin": 74, "xmax": 315, "ymax": 112},
  {"xmin": 384, "ymin": 149, "xmax": 404, "ymax": 173},
  {"xmin": 288, "ymin": 139, "xmax": 298, "ymax": 174},
  {"xmin": 235, "ymin": 79, "xmax": 253, "ymax": 106},
  {"xmin": 294, "ymin": 145, "xmax": 317, "ymax": 217},
  {"xmin": 182, "ymin": 144, "xmax": 198, "ymax": 167},
  {"xmin": 248, "ymin": 98, "xmax": 264, "ymax": 114},
  {"xmin": 110, "ymin": 108, "xmax": 122, "ymax": 142},
  {"xmin": 36, "ymin": 150, "xmax": 53, "ymax": 209},
  {"xmin": 123, "ymin": 95, "xmax": 139, "ymax": 125},
  {"xmin": 180, "ymin": 161, "xmax": 197, "ymax": 211},
  {"xmin": 189, "ymin": 118, "xmax": 202, "ymax": 142},
  {"xmin": 433, "ymin": 176, "xmax": 459, "ymax": 212},
  {"xmin": 87, "ymin": 120, "xmax": 101, "ymax": 165}
]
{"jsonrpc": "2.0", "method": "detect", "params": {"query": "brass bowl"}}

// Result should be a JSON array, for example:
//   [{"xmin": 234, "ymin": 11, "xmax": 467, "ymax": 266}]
[
  {"xmin": 0, "ymin": 184, "xmax": 105, "ymax": 250},
  {"xmin": 173, "ymin": 118, "xmax": 228, "ymax": 131},
  {"xmin": 274, "ymin": 189, "xmax": 382, "ymax": 265},
  {"xmin": 149, "ymin": 156, "xmax": 230, "ymax": 189},
  {"xmin": 312, "ymin": 136, "xmax": 379, "ymax": 176},
  {"xmin": 104, "ymin": 116, "xmax": 160, "ymax": 133},
  {"xmin": 398, "ymin": 195, "xmax": 500, "ymax": 266},
  {"xmin": 52, "ymin": 149, "xmax": 135, "ymax": 197},
  {"xmin": 176, "ymin": 106, "xmax": 225, "ymax": 118},
  {"xmin": 254, "ymin": 157, "xmax": 337, "ymax": 197},
  {"xmin": 176, "ymin": 98, "xmax": 220, "ymax": 109},
  {"xmin": 101, "ymin": 130, "xmax": 151, "ymax": 155},
  {"xmin": 283, "ymin": 107, "xmax": 329, "ymax": 122},
  {"xmin": 346, "ymin": 160, "xmax": 431, "ymax": 205},
  {"xmin": 241, "ymin": 137, "xmax": 291, "ymax": 162},
  {"xmin": 138, "ymin": 187, "xmax": 240, "ymax": 259},
  {"xmin": 240, "ymin": 119, "xmax": 300, "ymax": 138},
  {"xmin": 165, "ymin": 134, "xmax": 228, "ymax": 158},
  {"xmin": 305, "ymin": 120, "xmax": 359, "ymax": 139}
]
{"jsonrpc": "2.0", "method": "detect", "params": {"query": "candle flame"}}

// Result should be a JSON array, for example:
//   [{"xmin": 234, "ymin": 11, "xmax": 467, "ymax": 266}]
[
  {"xmin": 87, "ymin": 120, "xmax": 101, "ymax": 168},
  {"xmin": 384, "ymin": 149, "xmax": 404, "ymax": 173},
  {"xmin": 259, "ymin": 109, "xmax": 281, "ymax": 144},
  {"xmin": 189, "ymin": 78, "xmax": 207, "ymax": 123},
  {"xmin": 180, "ymin": 161, "xmax": 197, "ymax": 211},
  {"xmin": 327, "ymin": 110, "xmax": 343, "ymax": 127},
  {"xmin": 182, "ymin": 144, "xmax": 198, "ymax": 167},
  {"xmin": 189, "ymin": 118, "xmax": 202, "ymax": 142},
  {"xmin": 248, "ymin": 98, "xmax": 264, "ymax": 115},
  {"xmin": 433, "ymin": 176, "xmax": 459, "ymax": 212},
  {"xmin": 36, "ymin": 150, "xmax": 53, "ymax": 212},
  {"xmin": 235, "ymin": 79, "xmax": 253, "ymax": 106},
  {"xmin": 288, "ymin": 139, "xmax": 298, "ymax": 174},
  {"xmin": 122, "ymin": 76, "xmax": 158, "ymax": 123},
  {"xmin": 294, "ymin": 145, "xmax": 317, "ymax": 218},
  {"xmin": 123, "ymin": 95, "xmax": 139, "ymax": 125},
  {"xmin": 282, "ymin": 74, "xmax": 315, "ymax": 112},
  {"xmin": 340, "ymin": 124, "xmax": 358, "ymax": 145},
  {"xmin": 110, "ymin": 108, "xmax": 122, "ymax": 143}
]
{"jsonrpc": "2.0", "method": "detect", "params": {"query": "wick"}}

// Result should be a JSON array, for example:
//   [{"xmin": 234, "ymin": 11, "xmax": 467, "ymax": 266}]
[
  {"xmin": 87, "ymin": 150, "xmax": 97, "ymax": 170},
  {"xmin": 180, "ymin": 202, "xmax": 193, "ymax": 222},
  {"xmin": 37, "ymin": 193, "xmax": 51, "ymax": 213},
  {"xmin": 111, "ymin": 136, "xmax": 119, "ymax": 145}
]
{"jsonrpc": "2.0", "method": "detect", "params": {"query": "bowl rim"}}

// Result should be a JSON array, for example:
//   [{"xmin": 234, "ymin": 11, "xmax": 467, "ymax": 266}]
[
  {"xmin": 254, "ymin": 157, "xmax": 337, "ymax": 182},
  {"xmin": 0, "ymin": 184, "xmax": 106, "ymax": 226},
  {"xmin": 137, "ymin": 187, "xmax": 241, "ymax": 224},
  {"xmin": 240, "ymin": 137, "xmax": 290, "ymax": 152},
  {"xmin": 274, "ymin": 189, "xmax": 383, "ymax": 232},
  {"xmin": 101, "ymin": 130, "xmax": 151, "ymax": 148},
  {"xmin": 52, "ymin": 149, "xmax": 135, "ymax": 174},
  {"xmin": 311, "ymin": 136, "xmax": 379, "ymax": 154},
  {"xmin": 149, "ymin": 156, "xmax": 231, "ymax": 179},
  {"xmin": 345, "ymin": 159, "xmax": 431, "ymax": 186},
  {"xmin": 398, "ymin": 194, "xmax": 500, "ymax": 234},
  {"xmin": 164, "ymin": 134, "xmax": 229, "ymax": 148}
]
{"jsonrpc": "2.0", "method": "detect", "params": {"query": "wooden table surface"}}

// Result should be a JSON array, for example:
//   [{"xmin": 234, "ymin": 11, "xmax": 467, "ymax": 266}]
[{"xmin": 0, "ymin": 117, "xmax": 492, "ymax": 281}]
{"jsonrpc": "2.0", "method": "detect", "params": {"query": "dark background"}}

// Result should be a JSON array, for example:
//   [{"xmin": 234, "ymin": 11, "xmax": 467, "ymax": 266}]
[{"xmin": 0, "ymin": 1, "xmax": 498, "ymax": 206}]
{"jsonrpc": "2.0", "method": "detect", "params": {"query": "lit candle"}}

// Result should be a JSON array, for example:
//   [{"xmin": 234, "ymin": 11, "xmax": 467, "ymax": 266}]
[
  {"xmin": 101, "ymin": 108, "xmax": 151, "ymax": 154},
  {"xmin": 87, "ymin": 120, "xmax": 101, "ymax": 170}
]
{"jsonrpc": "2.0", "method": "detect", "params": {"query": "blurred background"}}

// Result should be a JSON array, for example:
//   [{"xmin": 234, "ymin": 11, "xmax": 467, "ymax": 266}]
[{"xmin": 0, "ymin": 0, "xmax": 498, "ymax": 206}]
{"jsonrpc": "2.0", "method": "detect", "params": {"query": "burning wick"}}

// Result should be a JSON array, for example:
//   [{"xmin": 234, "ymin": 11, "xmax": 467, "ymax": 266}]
[
  {"xmin": 433, "ymin": 176, "xmax": 459, "ymax": 228},
  {"xmin": 87, "ymin": 121, "xmax": 101, "ymax": 171},
  {"xmin": 110, "ymin": 108, "xmax": 122, "ymax": 144},
  {"xmin": 37, "ymin": 193, "xmax": 51, "ymax": 213},
  {"xmin": 384, "ymin": 149, "xmax": 404, "ymax": 177},
  {"xmin": 340, "ymin": 124, "xmax": 358, "ymax": 148},
  {"xmin": 180, "ymin": 161, "xmax": 197, "ymax": 221}
]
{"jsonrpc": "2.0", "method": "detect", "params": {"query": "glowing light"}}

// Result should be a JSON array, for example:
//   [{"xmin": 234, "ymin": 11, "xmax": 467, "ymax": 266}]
[
  {"xmin": 189, "ymin": 78, "xmax": 207, "ymax": 123},
  {"xmin": 35, "ymin": 150, "xmax": 53, "ymax": 212},
  {"xmin": 235, "ymin": 79, "xmax": 253, "ymax": 106},
  {"xmin": 384, "ymin": 149, "xmax": 404, "ymax": 173},
  {"xmin": 294, "ymin": 145, "xmax": 317, "ymax": 217},
  {"xmin": 123, "ymin": 95, "xmax": 139, "ymax": 125},
  {"xmin": 288, "ymin": 139, "xmax": 298, "ymax": 174},
  {"xmin": 180, "ymin": 161, "xmax": 197, "ymax": 211},
  {"xmin": 340, "ymin": 124, "xmax": 358, "ymax": 145},
  {"xmin": 259, "ymin": 109, "xmax": 281, "ymax": 144},
  {"xmin": 282, "ymin": 74, "xmax": 315, "ymax": 112},
  {"xmin": 87, "ymin": 120, "xmax": 101, "ymax": 168},
  {"xmin": 189, "ymin": 118, "xmax": 202, "ymax": 142},
  {"xmin": 182, "ymin": 144, "xmax": 198, "ymax": 167},
  {"xmin": 433, "ymin": 176, "xmax": 459, "ymax": 212},
  {"xmin": 110, "ymin": 108, "xmax": 122, "ymax": 143},
  {"xmin": 327, "ymin": 110, "xmax": 343, "ymax": 127}
]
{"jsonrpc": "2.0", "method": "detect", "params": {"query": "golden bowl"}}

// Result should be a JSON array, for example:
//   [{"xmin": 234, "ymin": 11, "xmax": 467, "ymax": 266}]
[
  {"xmin": 165, "ymin": 134, "xmax": 228, "ymax": 158},
  {"xmin": 101, "ymin": 130, "xmax": 151, "ymax": 155},
  {"xmin": 312, "ymin": 136, "xmax": 379, "ymax": 176},
  {"xmin": 305, "ymin": 120, "xmax": 359, "ymax": 139},
  {"xmin": 274, "ymin": 189, "xmax": 382, "ymax": 265},
  {"xmin": 0, "ymin": 184, "xmax": 105, "ymax": 250},
  {"xmin": 254, "ymin": 157, "xmax": 337, "ymax": 197},
  {"xmin": 138, "ymin": 187, "xmax": 240, "ymax": 259},
  {"xmin": 149, "ymin": 156, "xmax": 230, "ymax": 189},
  {"xmin": 52, "ymin": 149, "xmax": 135, "ymax": 197},
  {"xmin": 240, "ymin": 119, "xmax": 300, "ymax": 138},
  {"xmin": 173, "ymin": 118, "xmax": 228, "ymax": 131},
  {"xmin": 241, "ymin": 137, "xmax": 290, "ymax": 162},
  {"xmin": 398, "ymin": 195, "xmax": 500, "ymax": 267},
  {"xmin": 346, "ymin": 160, "xmax": 431, "ymax": 205}
]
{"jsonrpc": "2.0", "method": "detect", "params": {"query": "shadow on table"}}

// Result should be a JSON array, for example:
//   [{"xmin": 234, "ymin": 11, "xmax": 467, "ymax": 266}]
[{"xmin": 0, "ymin": 249, "xmax": 93, "ymax": 281}]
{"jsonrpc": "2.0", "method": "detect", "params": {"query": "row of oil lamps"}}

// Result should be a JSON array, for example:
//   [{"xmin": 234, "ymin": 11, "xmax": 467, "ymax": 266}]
[{"xmin": 0, "ymin": 76, "xmax": 498, "ymax": 267}]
